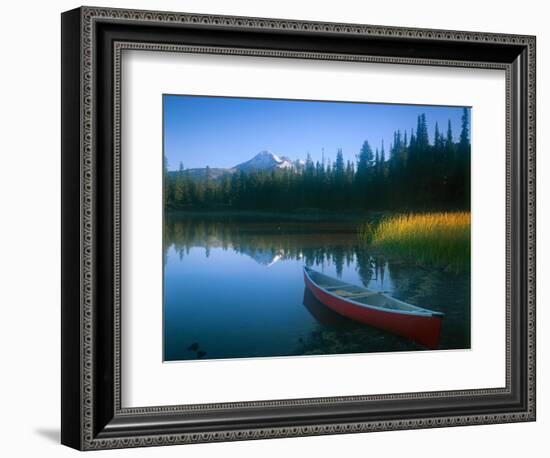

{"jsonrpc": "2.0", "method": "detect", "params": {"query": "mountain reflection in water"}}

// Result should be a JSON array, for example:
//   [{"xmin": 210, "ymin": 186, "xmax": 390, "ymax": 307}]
[{"xmin": 163, "ymin": 216, "xmax": 470, "ymax": 361}]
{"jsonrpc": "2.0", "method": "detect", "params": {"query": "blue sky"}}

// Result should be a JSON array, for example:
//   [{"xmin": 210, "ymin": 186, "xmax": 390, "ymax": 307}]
[{"xmin": 163, "ymin": 95, "xmax": 468, "ymax": 170}]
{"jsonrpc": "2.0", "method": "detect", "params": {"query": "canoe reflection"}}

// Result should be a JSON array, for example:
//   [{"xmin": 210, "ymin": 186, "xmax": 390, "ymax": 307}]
[{"xmin": 302, "ymin": 288, "xmax": 359, "ymax": 331}]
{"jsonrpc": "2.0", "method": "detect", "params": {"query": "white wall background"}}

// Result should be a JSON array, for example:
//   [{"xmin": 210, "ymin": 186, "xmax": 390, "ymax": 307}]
[{"xmin": 0, "ymin": 0, "xmax": 545, "ymax": 456}]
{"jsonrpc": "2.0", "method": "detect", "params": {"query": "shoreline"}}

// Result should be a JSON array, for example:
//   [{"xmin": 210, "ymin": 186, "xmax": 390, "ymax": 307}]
[{"xmin": 165, "ymin": 208, "xmax": 469, "ymax": 223}]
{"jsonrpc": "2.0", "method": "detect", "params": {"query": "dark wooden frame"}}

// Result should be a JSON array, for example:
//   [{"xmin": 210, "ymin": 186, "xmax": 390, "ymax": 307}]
[{"xmin": 61, "ymin": 6, "xmax": 536, "ymax": 450}]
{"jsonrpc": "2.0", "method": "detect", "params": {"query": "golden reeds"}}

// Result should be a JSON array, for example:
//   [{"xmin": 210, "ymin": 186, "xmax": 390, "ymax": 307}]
[{"xmin": 359, "ymin": 212, "xmax": 471, "ymax": 270}]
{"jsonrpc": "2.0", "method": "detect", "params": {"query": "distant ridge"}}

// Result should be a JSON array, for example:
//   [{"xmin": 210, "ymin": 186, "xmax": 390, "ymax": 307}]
[{"xmin": 168, "ymin": 150, "xmax": 304, "ymax": 182}]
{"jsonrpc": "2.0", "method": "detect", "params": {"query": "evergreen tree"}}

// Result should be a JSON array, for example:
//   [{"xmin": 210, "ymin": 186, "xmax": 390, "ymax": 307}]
[
  {"xmin": 305, "ymin": 153, "xmax": 315, "ymax": 177},
  {"xmin": 434, "ymin": 122, "xmax": 443, "ymax": 150},
  {"xmin": 446, "ymin": 119, "xmax": 454, "ymax": 147},
  {"xmin": 315, "ymin": 160, "xmax": 324, "ymax": 179},
  {"xmin": 335, "ymin": 149, "xmax": 345, "ymax": 183},
  {"xmin": 173, "ymin": 162, "xmax": 186, "ymax": 205},
  {"xmin": 459, "ymin": 108, "xmax": 470, "ymax": 150},
  {"xmin": 409, "ymin": 128, "xmax": 416, "ymax": 150},
  {"xmin": 357, "ymin": 140, "xmax": 374, "ymax": 179},
  {"xmin": 378, "ymin": 140, "xmax": 387, "ymax": 193},
  {"xmin": 416, "ymin": 114, "xmax": 429, "ymax": 149},
  {"xmin": 345, "ymin": 160, "xmax": 354, "ymax": 184},
  {"xmin": 458, "ymin": 108, "xmax": 471, "ymax": 207}
]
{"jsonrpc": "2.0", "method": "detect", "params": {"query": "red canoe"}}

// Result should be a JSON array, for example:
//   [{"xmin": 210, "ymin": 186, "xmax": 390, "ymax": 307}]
[{"xmin": 303, "ymin": 266, "xmax": 444, "ymax": 349}]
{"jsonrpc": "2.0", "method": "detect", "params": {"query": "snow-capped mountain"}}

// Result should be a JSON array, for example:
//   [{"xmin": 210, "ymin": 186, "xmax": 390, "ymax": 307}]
[
  {"xmin": 234, "ymin": 151, "xmax": 293, "ymax": 172},
  {"xmin": 168, "ymin": 150, "xmax": 303, "ymax": 182}
]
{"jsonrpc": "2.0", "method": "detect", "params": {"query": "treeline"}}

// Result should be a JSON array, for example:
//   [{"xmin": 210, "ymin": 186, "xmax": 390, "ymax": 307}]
[{"xmin": 165, "ymin": 109, "xmax": 470, "ymax": 212}]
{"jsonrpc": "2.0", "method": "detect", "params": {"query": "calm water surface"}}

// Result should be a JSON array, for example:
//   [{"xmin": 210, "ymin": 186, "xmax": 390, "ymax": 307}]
[{"xmin": 163, "ymin": 216, "xmax": 470, "ymax": 361}]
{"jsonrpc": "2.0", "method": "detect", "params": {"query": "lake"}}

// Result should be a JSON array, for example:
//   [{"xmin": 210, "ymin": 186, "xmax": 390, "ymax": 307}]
[{"xmin": 163, "ymin": 214, "xmax": 470, "ymax": 361}]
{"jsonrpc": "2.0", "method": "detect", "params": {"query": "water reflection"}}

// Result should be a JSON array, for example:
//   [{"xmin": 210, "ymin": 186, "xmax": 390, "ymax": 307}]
[{"xmin": 163, "ymin": 216, "xmax": 470, "ymax": 361}]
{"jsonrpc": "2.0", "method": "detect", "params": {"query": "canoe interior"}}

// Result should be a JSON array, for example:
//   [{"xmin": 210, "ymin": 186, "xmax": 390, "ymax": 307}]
[{"xmin": 305, "ymin": 267, "xmax": 433, "ymax": 314}]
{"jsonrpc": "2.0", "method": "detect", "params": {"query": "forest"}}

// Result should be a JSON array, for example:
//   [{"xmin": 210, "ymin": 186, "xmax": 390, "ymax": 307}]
[{"xmin": 164, "ymin": 109, "xmax": 470, "ymax": 212}]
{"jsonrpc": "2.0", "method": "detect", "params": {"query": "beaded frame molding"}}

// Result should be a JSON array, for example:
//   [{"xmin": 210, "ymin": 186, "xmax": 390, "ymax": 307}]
[{"xmin": 61, "ymin": 6, "xmax": 536, "ymax": 451}]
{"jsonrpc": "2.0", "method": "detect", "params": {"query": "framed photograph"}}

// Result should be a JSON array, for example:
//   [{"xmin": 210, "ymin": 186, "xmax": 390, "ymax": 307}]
[{"xmin": 61, "ymin": 6, "xmax": 536, "ymax": 450}]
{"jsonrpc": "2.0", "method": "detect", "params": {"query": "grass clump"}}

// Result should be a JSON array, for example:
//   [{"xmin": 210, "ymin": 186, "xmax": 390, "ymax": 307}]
[{"xmin": 359, "ymin": 212, "xmax": 471, "ymax": 270}]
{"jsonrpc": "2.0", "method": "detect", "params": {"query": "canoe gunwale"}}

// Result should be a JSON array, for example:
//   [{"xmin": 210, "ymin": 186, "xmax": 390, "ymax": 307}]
[{"xmin": 303, "ymin": 267, "xmax": 443, "ymax": 318}]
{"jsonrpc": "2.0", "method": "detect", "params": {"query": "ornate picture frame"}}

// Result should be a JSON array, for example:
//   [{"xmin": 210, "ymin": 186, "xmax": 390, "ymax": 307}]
[{"xmin": 61, "ymin": 6, "xmax": 536, "ymax": 450}]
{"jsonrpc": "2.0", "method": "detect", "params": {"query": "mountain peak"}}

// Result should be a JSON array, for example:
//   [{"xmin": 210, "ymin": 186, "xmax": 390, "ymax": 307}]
[
  {"xmin": 234, "ymin": 150, "xmax": 293, "ymax": 172},
  {"xmin": 254, "ymin": 150, "xmax": 281, "ymax": 160}
]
